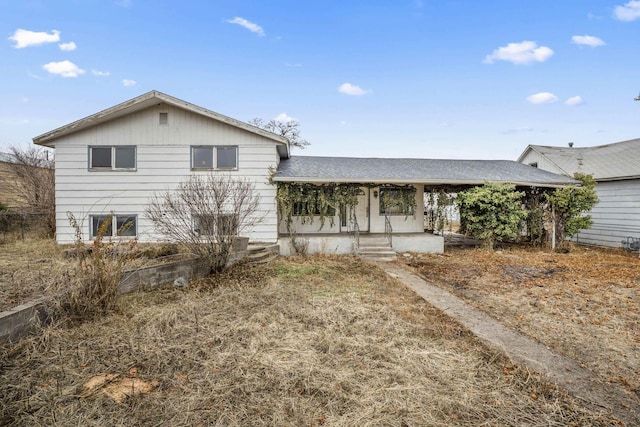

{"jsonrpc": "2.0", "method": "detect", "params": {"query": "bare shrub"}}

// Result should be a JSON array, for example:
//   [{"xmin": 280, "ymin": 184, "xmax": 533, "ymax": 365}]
[
  {"xmin": 290, "ymin": 232, "xmax": 309, "ymax": 255},
  {"xmin": 7, "ymin": 146, "xmax": 55, "ymax": 237},
  {"xmin": 146, "ymin": 174, "xmax": 262, "ymax": 274}
]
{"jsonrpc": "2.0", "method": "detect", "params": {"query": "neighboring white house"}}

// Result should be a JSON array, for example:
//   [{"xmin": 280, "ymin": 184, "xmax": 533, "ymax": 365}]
[
  {"xmin": 34, "ymin": 91, "xmax": 576, "ymax": 254},
  {"xmin": 518, "ymin": 139, "xmax": 640, "ymax": 248},
  {"xmin": 33, "ymin": 91, "xmax": 289, "ymax": 244}
]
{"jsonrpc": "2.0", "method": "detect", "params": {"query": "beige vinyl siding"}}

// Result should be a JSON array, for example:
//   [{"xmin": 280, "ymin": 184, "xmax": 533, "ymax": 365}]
[
  {"xmin": 53, "ymin": 103, "xmax": 280, "ymax": 244},
  {"xmin": 574, "ymin": 179, "xmax": 640, "ymax": 248}
]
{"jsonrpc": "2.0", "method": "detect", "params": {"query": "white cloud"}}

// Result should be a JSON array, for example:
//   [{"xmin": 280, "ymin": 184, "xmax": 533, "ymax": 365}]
[
  {"xmin": 59, "ymin": 41, "xmax": 77, "ymax": 51},
  {"xmin": 274, "ymin": 112, "xmax": 294, "ymax": 123},
  {"xmin": 566, "ymin": 96, "xmax": 584, "ymax": 106},
  {"xmin": 42, "ymin": 60, "xmax": 85, "ymax": 77},
  {"xmin": 9, "ymin": 29, "xmax": 60, "ymax": 48},
  {"xmin": 92, "ymin": 69, "xmax": 110, "ymax": 77},
  {"xmin": 614, "ymin": 1, "xmax": 640, "ymax": 21},
  {"xmin": 483, "ymin": 41, "xmax": 553, "ymax": 64},
  {"xmin": 226, "ymin": 17, "xmax": 265, "ymax": 37},
  {"xmin": 526, "ymin": 92, "xmax": 558, "ymax": 104},
  {"xmin": 122, "ymin": 79, "xmax": 136, "ymax": 87},
  {"xmin": 338, "ymin": 82, "xmax": 369, "ymax": 96},
  {"xmin": 571, "ymin": 35, "xmax": 605, "ymax": 47}
]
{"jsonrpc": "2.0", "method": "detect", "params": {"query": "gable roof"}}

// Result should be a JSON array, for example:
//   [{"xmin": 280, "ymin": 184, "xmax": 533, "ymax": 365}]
[
  {"xmin": 517, "ymin": 138, "xmax": 640, "ymax": 181},
  {"xmin": 274, "ymin": 156, "xmax": 576, "ymax": 188},
  {"xmin": 32, "ymin": 90, "xmax": 290, "ymax": 158}
]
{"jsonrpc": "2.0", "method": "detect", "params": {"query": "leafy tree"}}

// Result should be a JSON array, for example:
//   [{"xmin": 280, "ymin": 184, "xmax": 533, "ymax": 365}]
[
  {"xmin": 457, "ymin": 182, "xmax": 528, "ymax": 250},
  {"xmin": 146, "ymin": 174, "xmax": 262, "ymax": 274},
  {"xmin": 545, "ymin": 174, "xmax": 599, "ymax": 248},
  {"xmin": 249, "ymin": 117, "xmax": 310, "ymax": 149}
]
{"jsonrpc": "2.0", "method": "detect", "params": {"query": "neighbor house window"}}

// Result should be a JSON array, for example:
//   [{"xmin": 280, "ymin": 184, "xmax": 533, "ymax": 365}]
[
  {"xmin": 379, "ymin": 187, "xmax": 415, "ymax": 216},
  {"xmin": 159, "ymin": 112, "xmax": 169, "ymax": 125},
  {"xmin": 193, "ymin": 214, "xmax": 239, "ymax": 236},
  {"xmin": 89, "ymin": 146, "xmax": 136, "ymax": 170},
  {"xmin": 292, "ymin": 188, "xmax": 336, "ymax": 216},
  {"xmin": 90, "ymin": 214, "xmax": 137, "ymax": 238},
  {"xmin": 191, "ymin": 146, "xmax": 238, "ymax": 170}
]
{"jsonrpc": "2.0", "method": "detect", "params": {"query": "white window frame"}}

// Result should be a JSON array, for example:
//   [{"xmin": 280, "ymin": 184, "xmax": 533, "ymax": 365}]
[
  {"xmin": 90, "ymin": 214, "xmax": 138, "ymax": 238},
  {"xmin": 89, "ymin": 145, "xmax": 137, "ymax": 171},
  {"xmin": 193, "ymin": 213, "xmax": 239, "ymax": 236},
  {"xmin": 190, "ymin": 145, "xmax": 238, "ymax": 170}
]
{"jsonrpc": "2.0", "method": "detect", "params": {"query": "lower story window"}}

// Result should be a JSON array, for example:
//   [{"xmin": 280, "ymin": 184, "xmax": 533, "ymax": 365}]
[
  {"xmin": 193, "ymin": 214, "xmax": 239, "ymax": 236},
  {"xmin": 90, "ymin": 214, "xmax": 137, "ymax": 238},
  {"xmin": 292, "ymin": 188, "xmax": 336, "ymax": 216},
  {"xmin": 379, "ymin": 188, "xmax": 415, "ymax": 216}
]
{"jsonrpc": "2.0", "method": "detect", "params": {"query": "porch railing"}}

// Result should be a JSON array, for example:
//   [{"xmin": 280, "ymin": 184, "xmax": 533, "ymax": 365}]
[
  {"xmin": 384, "ymin": 214, "xmax": 393, "ymax": 247},
  {"xmin": 352, "ymin": 215, "xmax": 360, "ymax": 249}
]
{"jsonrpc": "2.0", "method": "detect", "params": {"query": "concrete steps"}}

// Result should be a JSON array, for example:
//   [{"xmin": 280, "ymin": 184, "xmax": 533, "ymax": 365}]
[
  {"xmin": 246, "ymin": 243, "xmax": 280, "ymax": 264},
  {"xmin": 356, "ymin": 237, "xmax": 396, "ymax": 262}
]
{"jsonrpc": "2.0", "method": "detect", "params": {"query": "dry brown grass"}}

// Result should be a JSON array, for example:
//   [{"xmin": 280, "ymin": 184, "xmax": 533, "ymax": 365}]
[
  {"xmin": 0, "ymin": 239, "xmax": 65, "ymax": 311},
  {"xmin": 403, "ymin": 245, "xmax": 640, "ymax": 404},
  {"xmin": 0, "ymin": 239, "xmax": 190, "ymax": 313},
  {"xmin": 2, "ymin": 256, "xmax": 613, "ymax": 426}
]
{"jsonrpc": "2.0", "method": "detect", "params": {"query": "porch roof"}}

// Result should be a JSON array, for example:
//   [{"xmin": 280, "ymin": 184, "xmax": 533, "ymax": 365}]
[{"xmin": 274, "ymin": 156, "xmax": 576, "ymax": 188}]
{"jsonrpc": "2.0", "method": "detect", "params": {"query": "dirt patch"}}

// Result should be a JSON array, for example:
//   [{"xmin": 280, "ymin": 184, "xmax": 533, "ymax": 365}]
[
  {"xmin": 402, "ymin": 245, "xmax": 640, "ymax": 405},
  {"xmin": 1, "ymin": 256, "xmax": 612, "ymax": 426}
]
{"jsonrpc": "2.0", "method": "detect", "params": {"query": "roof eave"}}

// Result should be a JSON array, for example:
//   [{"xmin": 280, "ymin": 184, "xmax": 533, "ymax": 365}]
[
  {"xmin": 32, "ymin": 90, "xmax": 289, "ymax": 149},
  {"xmin": 272, "ymin": 176, "xmax": 574, "ymax": 188},
  {"xmin": 516, "ymin": 145, "xmax": 536, "ymax": 163}
]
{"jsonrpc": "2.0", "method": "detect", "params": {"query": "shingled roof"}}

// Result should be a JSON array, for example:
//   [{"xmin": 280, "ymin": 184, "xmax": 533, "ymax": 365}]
[
  {"xmin": 274, "ymin": 156, "xmax": 576, "ymax": 188},
  {"xmin": 517, "ymin": 138, "xmax": 640, "ymax": 181}
]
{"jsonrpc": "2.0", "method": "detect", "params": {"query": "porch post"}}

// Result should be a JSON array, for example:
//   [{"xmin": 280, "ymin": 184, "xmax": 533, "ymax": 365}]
[{"xmin": 551, "ymin": 204, "xmax": 556, "ymax": 250}]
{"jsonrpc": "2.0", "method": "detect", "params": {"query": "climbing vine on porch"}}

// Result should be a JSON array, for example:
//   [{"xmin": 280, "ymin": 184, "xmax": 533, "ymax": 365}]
[
  {"xmin": 275, "ymin": 182, "xmax": 360, "ymax": 232},
  {"xmin": 425, "ymin": 189, "xmax": 456, "ymax": 234},
  {"xmin": 378, "ymin": 185, "xmax": 418, "ymax": 217},
  {"xmin": 274, "ymin": 182, "xmax": 417, "ymax": 233}
]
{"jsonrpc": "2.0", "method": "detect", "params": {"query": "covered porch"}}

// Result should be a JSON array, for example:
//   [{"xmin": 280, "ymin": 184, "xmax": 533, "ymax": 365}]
[{"xmin": 272, "ymin": 156, "xmax": 577, "ymax": 256}]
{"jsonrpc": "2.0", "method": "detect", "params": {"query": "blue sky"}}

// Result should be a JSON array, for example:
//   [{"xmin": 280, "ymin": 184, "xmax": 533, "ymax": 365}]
[{"xmin": 1, "ymin": 0, "xmax": 639, "ymax": 159}]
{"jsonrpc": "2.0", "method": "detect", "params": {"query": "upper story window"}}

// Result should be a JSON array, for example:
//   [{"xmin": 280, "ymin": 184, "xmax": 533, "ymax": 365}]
[
  {"xmin": 159, "ymin": 112, "xmax": 169, "ymax": 125},
  {"xmin": 191, "ymin": 145, "xmax": 238, "ymax": 170},
  {"xmin": 89, "ymin": 146, "xmax": 136, "ymax": 171}
]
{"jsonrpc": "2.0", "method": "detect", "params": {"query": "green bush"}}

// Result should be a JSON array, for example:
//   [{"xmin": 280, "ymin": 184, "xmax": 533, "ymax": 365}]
[
  {"xmin": 457, "ymin": 183, "xmax": 528, "ymax": 250},
  {"xmin": 546, "ymin": 174, "xmax": 599, "ymax": 249}
]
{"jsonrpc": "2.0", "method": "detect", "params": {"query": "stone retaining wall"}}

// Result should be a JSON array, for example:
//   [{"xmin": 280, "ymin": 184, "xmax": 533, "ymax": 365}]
[{"xmin": 0, "ymin": 251, "xmax": 246, "ymax": 346}]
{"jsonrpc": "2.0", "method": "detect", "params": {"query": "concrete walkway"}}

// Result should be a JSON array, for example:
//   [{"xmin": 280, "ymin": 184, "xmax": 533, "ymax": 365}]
[{"xmin": 380, "ymin": 263, "xmax": 640, "ymax": 427}]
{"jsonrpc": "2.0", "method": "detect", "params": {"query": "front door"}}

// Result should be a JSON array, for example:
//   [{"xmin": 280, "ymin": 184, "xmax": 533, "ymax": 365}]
[{"xmin": 341, "ymin": 188, "xmax": 369, "ymax": 232}]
